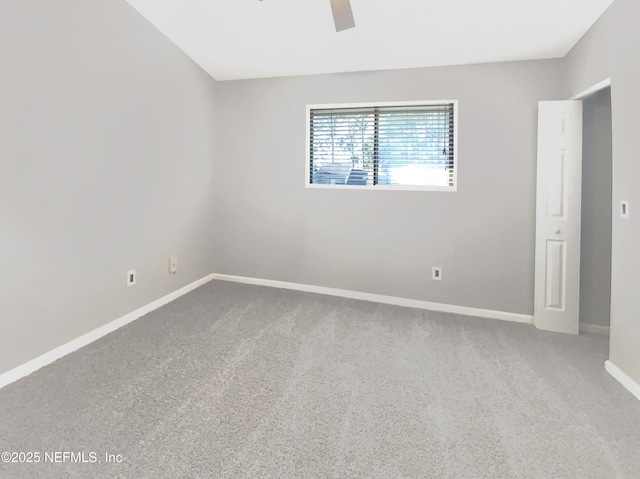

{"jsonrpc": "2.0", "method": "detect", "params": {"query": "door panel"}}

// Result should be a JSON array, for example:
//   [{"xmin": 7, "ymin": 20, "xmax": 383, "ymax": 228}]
[
  {"xmin": 534, "ymin": 101, "xmax": 582, "ymax": 334},
  {"xmin": 545, "ymin": 240, "xmax": 565, "ymax": 310},
  {"xmin": 547, "ymin": 152, "xmax": 565, "ymax": 218}
]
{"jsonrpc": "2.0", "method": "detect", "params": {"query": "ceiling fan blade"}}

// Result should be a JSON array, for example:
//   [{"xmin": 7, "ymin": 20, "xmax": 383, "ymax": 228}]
[{"xmin": 329, "ymin": 0, "xmax": 355, "ymax": 32}]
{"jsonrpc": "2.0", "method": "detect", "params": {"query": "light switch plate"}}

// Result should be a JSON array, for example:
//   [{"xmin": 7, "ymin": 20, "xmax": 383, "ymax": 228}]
[{"xmin": 621, "ymin": 200, "xmax": 630, "ymax": 219}]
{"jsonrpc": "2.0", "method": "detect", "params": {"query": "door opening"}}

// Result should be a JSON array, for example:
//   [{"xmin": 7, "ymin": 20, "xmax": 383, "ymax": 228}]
[
  {"xmin": 578, "ymin": 86, "xmax": 612, "ymax": 336},
  {"xmin": 534, "ymin": 79, "xmax": 613, "ymax": 337}
]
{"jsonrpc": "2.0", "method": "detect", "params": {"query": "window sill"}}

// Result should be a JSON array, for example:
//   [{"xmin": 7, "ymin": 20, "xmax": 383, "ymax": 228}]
[{"xmin": 305, "ymin": 183, "xmax": 457, "ymax": 192}]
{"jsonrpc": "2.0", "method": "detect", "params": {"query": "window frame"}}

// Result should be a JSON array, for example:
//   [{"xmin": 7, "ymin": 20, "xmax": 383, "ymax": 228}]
[{"xmin": 305, "ymin": 99, "xmax": 459, "ymax": 192}]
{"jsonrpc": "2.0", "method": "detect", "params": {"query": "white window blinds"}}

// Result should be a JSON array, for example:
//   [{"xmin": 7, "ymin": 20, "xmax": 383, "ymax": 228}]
[{"xmin": 308, "ymin": 102, "xmax": 456, "ymax": 189}]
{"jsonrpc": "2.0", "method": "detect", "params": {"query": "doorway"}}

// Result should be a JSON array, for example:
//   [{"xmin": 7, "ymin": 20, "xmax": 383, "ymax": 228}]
[
  {"xmin": 534, "ymin": 82, "xmax": 613, "ymax": 336},
  {"xmin": 579, "ymin": 86, "xmax": 612, "ymax": 335}
]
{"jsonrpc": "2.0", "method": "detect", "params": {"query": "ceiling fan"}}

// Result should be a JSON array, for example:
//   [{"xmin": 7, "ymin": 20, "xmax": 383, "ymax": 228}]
[
  {"xmin": 329, "ymin": 0, "xmax": 356, "ymax": 32},
  {"xmin": 258, "ymin": 0, "xmax": 355, "ymax": 33}
]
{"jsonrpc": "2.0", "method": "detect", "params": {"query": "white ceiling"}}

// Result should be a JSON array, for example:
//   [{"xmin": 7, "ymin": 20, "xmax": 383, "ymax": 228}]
[{"xmin": 126, "ymin": 0, "xmax": 613, "ymax": 81}]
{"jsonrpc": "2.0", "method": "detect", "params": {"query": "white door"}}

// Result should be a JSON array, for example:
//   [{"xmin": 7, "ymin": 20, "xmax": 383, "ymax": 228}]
[{"xmin": 534, "ymin": 101, "xmax": 583, "ymax": 334}]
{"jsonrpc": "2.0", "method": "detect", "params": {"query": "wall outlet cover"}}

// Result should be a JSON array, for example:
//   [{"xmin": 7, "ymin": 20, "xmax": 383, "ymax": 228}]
[
  {"xmin": 169, "ymin": 256, "xmax": 178, "ymax": 274},
  {"xmin": 432, "ymin": 267, "xmax": 442, "ymax": 281},
  {"xmin": 127, "ymin": 270, "xmax": 136, "ymax": 286}
]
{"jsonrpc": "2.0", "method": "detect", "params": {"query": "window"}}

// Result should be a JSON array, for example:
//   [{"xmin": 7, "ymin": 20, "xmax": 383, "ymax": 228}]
[{"xmin": 306, "ymin": 100, "xmax": 457, "ymax": 191}]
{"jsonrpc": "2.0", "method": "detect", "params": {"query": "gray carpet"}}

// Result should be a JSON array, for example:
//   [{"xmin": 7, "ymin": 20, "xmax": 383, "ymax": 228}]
[{"xmin": 1, "ymin": 280, "xmax": 639, "ymax": 478}]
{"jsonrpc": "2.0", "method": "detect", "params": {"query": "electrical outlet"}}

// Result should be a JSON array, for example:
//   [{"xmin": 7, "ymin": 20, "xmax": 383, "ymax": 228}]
[
  {"xmin": 169, "ymin": 256, "xmax": 178, "ymax": 274},
  {"xmin": 127, "ymin": 270, "xmax": 136, "ymax": 286},
  {"xmin": 432, "ymin": 267, "xmax": 442, "ymax": 281},
  {"xmin": 621, "ymin": 200, "xmax": 630, "ymax": 219}
]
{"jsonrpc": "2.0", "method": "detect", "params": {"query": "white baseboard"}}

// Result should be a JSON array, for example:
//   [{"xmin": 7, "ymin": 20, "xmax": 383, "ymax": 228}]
[
  {"xmin": 210, "ymin": 273, "xmax": 534, "ymax": 325},
  {"xmin": 579, "ymin": 323, "xmax": 610, "ymax": 336},
  {"xmin": 0, "ymin": 273, "xmax": 216, "ymax": 391},
  {"xmin": 605, "ymin": 360, "xmax": 640, "ymax": 401}
]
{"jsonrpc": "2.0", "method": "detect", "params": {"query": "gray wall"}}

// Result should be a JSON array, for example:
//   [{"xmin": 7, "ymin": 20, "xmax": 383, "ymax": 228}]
[
  {"xmin": 565, "ymin": 0, "xmax": 640, "ymax": 384},
  {"xmin": 580, "ymin": 88, "xmax": 612, "ymax": 328},
  {"xmin": 213, "ymin": 60, "xmax": 564, "ymax": 315},
  {"xmin": 0, "ymin": 1, "xmax": 218, "ymax": 374}
]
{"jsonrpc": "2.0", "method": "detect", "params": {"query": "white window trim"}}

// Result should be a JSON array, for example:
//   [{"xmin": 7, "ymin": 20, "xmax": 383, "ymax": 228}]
[{"xmin": 305, "ymin": 99, "xmax": 459, "ymax": 192}]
